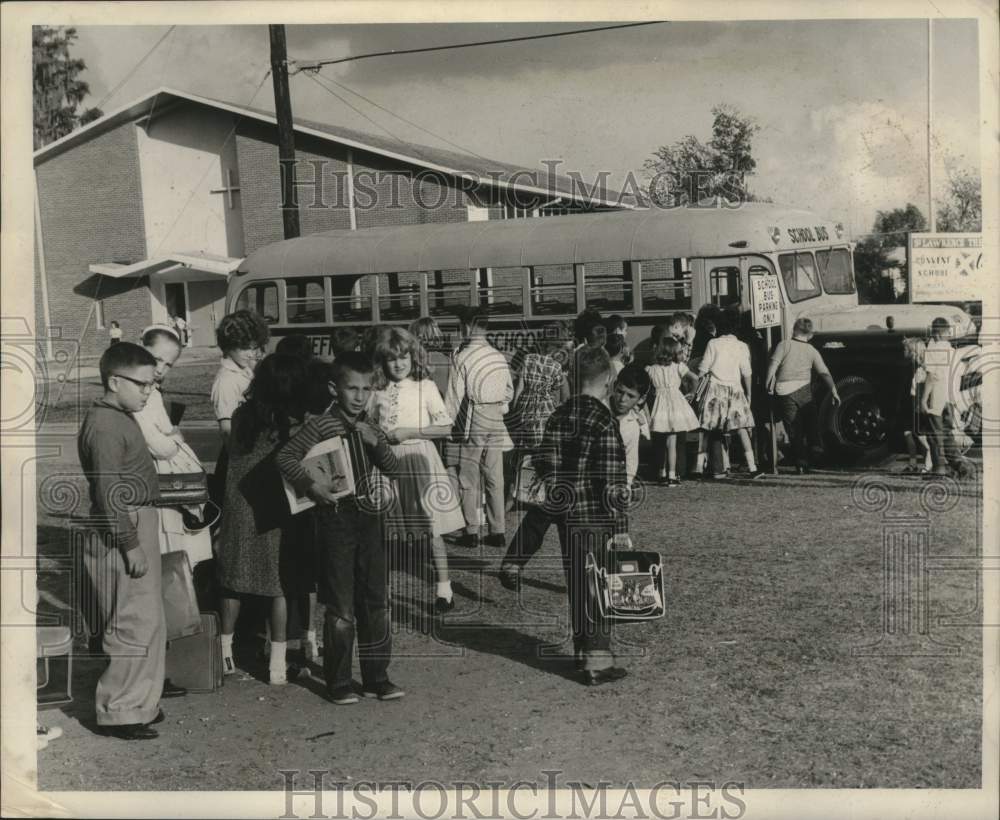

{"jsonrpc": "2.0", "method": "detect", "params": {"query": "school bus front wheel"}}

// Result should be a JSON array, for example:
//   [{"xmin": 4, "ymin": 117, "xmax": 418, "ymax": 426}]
[{"xmin": 819, "ymin": 375, "xmax": 891, "ymax": 465}]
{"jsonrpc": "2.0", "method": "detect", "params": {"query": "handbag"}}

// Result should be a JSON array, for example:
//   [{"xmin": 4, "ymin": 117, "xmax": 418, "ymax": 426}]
[
  {"xmin": 451, "ymin": 395, "xmax": 473, "ymax": 444},
  {"xmin": 154, "ymin": 441, "xmax": 209, "ymax": 506},
  {"xmin": 513, "ymin": 453, "xmax": 546, "ymax": 507},
  {"xmin": 586, "ymin": 541, "xmax": 665, "ymax": 622},
  {"xmin": 160, "ymin": 550, "xmax": 203, "ymax": 640}
]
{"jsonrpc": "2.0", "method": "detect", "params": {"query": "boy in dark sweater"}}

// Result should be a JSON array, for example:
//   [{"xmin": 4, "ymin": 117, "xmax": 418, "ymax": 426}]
[
  {"xmin": 276, "ymin": 352, "xmax": 402, "ymax": 705},
  {"xmin": 77, "ymin": 342, "xmax": 165, "ymax": 740}
]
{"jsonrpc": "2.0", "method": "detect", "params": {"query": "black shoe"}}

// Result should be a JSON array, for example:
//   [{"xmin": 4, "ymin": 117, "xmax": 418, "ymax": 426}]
[
  {"xmin": 747, "ymin": 470, "xmax": 765, "ymax": 480},
  {"xmin": 453, "ymin": 533, "xmax": 482, "ymax": 550},
  {"xmin": 581, "ymin": 667, "xmax": 628, "ymax": 687},
  {"xmin": 667, "ymin": 478, "xmax": 681, "ymax": 488},
  {"xmin": 483, "ymin": 533, "xmax": 506, "ymax": 548},
  {"xmin": 498, "ymin": 564, "xmax": 521, "ymax": 591},
  {"xmin": 433, "ymin": 596, "xmax": 455, "ymax": 615},
  {"xmin": 328, "ymin": 686, "xmax": 360, "ymax": 705},
  {"xmin": 361, "ymin": 680, "xmax": 406, "ymax": 701},
  {"xmin": 99, "ymin": 723, "xmax": 159, "ymax": 740},
  {"xmin": 147, "ymin": 709, "xmax": 165, "ymax": 726},
  {"xmin": 162, "ymin": 679, "xmax": 187, "ymax": 698}
]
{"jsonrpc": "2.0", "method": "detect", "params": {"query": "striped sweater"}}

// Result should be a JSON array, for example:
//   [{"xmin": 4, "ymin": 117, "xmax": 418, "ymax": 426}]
[{"xmin": 276, "ymin": 406, "xmax": 398, "ymax": 498}]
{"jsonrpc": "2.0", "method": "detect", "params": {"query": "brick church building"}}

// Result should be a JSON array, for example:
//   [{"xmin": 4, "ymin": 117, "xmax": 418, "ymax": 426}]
[{"xmin": 33, "ymin": 87, "xmax": 625, "ymax": 360}]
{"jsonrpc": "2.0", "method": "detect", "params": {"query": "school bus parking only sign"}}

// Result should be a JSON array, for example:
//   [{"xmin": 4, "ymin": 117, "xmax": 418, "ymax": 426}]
[
  {"xmin": 749, "ymin": 272, "xmax": 782, "ymax": 329},
  {"xmin": 908, "ymin": 232, "xmax": 985, "ymax": 302}
]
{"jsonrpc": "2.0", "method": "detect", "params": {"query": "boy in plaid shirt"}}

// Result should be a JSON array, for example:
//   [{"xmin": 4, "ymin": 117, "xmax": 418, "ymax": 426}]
[{"xmin": 536, "ymin": 346, "xmax": 632, "ymax": 686}]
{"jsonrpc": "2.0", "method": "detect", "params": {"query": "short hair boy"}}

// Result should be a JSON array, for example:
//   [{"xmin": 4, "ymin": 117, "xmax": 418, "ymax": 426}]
[
  {"xmin": 276, "ymin": 353, "xmax": 402, "ymax": 704},
  {"xmin": 921, "ymin": 317, "xmax": 967, "ymax": 476},
  {"xmin": 611, "ymin": 365, "xmax": 652, "ymax": 486},
  {"xmin": 536, "ymin": 345, "xmax": 631, "ymax": 686},
  {"xmin": 78, "ymin": 342, "xmax": 166, "ymax": 740}
]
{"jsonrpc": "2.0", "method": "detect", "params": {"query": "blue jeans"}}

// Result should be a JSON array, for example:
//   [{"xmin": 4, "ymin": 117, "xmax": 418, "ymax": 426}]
[{"xmin": 314, "ymin": 502, "xmax": 391, "ymax": 692}]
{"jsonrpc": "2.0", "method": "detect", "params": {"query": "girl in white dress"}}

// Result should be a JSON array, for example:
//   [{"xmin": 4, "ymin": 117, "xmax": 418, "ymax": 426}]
[
  {"xmin": 133, "ymin": 325, "xmax": 215, "ymax": 563},
  {"xmin": 646, "ymin": 337, "xmax": 700, "ymax": 485},
  {"xmin": 370, "ymin": 327, "xmax": 466, "ymax": 614}
]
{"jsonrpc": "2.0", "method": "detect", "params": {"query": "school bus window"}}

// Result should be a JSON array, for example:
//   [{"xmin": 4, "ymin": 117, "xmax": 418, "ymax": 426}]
[
  {"xmin": 710, "ymin": 266, "xmax": 741, "ymax": 307},
  {"xmin": 640, "ymin": 259, "xmax": 691, "ymax": 311},
  {"xmin": 286, "ymin": 277, "xmax": 326, "ymax": 324},
  {"xmin": 377, "ymin": 272, "xmax": 421, "ymax": 321},
  {"xmin": 235, "ymin": 281, "xmax": 279, "ymax": 324},
  {"xmin": 478, "ymin": 266, "xmax": 525, "ymax": 316},
  {"xmin": 816, "ymin": 248, "xmax": 855, "ymax": 294},
  {"xmin": 778, "ymin": 252, "xmax": 822, "ymax": 302},
  {"xmin": 427, "ymin": 269, "xmax": 473, "ymax": 318},
  {"xmin": 332, "ymin": 275, "xmax": 373, "ymax": 322},
  {"xmin": 585, "ymin": 261, "xmax": 632, "ymax": 312},
  {"xmin": 531, "ymin": 264, "xmax": 577, "ymax": 315}
]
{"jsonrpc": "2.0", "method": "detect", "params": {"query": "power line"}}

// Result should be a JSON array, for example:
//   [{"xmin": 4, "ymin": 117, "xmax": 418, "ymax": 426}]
[
  {"xmin": 93, "ymin": 26, "xmax": 176, "ymax": 111},
  {"xmin": 290, "ymin": 21, "xmax": 666, "ymax": 72},
  {"xmin": 296, "ymin": 70, "xmax": 494, "ymax": 163},
  {"xmin": 301, "ymin": 70, "xmax": 427, "ymax": 158}
]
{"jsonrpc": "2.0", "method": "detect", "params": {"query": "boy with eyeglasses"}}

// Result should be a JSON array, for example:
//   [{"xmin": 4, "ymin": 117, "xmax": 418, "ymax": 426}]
[{"xmin": 77, "ymin": 342, "xmax": 167, "ymax": 740}]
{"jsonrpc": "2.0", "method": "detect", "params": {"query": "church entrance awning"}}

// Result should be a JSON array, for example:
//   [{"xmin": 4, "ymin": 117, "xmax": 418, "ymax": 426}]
[{"xmin": 89, "ymin": 252, "xmax": 242, "ymax": 279}]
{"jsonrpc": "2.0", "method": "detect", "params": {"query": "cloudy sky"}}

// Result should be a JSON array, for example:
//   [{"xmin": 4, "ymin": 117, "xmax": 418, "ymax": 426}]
[{"xmin": 71, "ymin": 18, "xmax": 981, "ymax": 237}]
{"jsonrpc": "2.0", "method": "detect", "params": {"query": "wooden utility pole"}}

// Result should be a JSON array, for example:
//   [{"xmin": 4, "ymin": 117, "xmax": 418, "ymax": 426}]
[{"xmin": 270, "ymin": 24, "xmax": 300, "ymax": 239}]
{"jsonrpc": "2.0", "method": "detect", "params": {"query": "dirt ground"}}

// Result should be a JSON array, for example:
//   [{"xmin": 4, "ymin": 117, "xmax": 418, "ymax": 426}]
[{"xmin": 32, "ymin": 425, "xmax": 983, "ymax": 791}]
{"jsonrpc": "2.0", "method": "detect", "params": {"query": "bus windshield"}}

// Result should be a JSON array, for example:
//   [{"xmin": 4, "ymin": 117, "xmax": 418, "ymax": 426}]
[
  {"xmin": 816, "ymin": 247, "xmax": 855, "ymax": 294},
  {"xmin": 778, "ymin": 251, "xmax": 821, "ymax": 302}
]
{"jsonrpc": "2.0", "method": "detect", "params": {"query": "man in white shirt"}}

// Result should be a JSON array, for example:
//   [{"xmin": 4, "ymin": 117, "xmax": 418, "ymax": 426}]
[{"xmin": 444, "ymin": 307, "xmax": 513, "ymax": 548}]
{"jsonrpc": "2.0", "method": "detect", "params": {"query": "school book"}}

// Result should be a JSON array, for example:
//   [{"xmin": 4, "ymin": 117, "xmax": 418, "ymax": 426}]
[{"xmin": 282, "ymin": 434, "xmax": 356, "ymax": 514}]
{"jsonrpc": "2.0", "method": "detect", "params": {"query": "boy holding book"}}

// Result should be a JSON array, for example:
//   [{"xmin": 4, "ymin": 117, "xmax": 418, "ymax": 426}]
[{"xmin": 276, "ymin": 352, "xmax": 403, "ymax": 705}]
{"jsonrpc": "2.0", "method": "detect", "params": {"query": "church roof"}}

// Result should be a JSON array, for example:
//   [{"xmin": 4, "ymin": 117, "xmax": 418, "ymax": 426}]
[{"xmin": 33, "ymin": 87, "xmax": 633, "ymax": 208}]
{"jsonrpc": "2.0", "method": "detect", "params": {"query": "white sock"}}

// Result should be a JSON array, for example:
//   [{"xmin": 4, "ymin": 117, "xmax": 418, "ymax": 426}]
[
  {"xmin": 668, "ymin": 471, "xmax": 678, "ymax": 479},
  {"xmin": 436, "ymin": 581, "xmax": 453, "ymax": 601},
  {"xmin": 269, "ymin": 641, "xmax": 287, "ymax": 674},
  {"xmin": 221, "ymin": 633, "xmax": 234, "ymax": 657},
  {"xmin": 304, "ymin": 629, "xmax": 317, "ymax": 646}
]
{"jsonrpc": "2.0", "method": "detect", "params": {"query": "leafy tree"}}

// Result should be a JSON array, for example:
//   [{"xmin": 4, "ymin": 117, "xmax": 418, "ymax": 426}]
[
  {"xmin": 643, "ymin": 104, "xmax": 762, "ymax": 206},
  {"xmin": 936, "ymin": 167, "xmax": 981, "ymax": 232},
  {"xmin": 853, "ymin": 204, "xmax": 927, "ymax": 304},
  {"xmin": 33, "ymin": 26, "xmax": 103, "ymax": 150}
]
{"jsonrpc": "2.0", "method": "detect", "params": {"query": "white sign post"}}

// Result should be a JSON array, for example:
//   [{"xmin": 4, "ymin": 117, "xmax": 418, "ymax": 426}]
[
  {"xmin": 908, "ymin": 232, "xmax": 984, "ymax": 302},
  {"xmin": 749, "ymin": 272, "xmax": 783, "ymax": 475}
]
